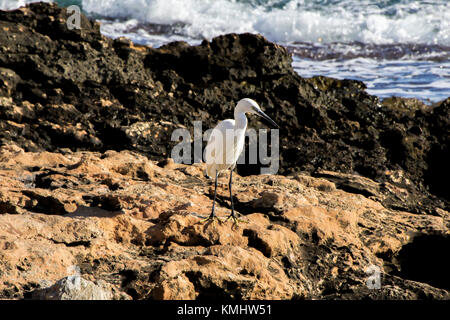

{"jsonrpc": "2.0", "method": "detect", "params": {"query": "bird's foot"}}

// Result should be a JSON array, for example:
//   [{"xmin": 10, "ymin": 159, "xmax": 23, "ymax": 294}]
[
  {"xmin": 201, "ymin": 213, "xmax": 223, "ymax": 227},
  {"xmin": 226, "ymin": 212, "xmax": 248, "ymax": 227}
]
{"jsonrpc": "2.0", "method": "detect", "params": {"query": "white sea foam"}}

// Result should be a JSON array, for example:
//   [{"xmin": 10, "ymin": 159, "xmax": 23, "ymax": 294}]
[
  {"xmin": 79, "ymin": 0, "xmax": 450, "ymax": 46},
  {"xmin": 292, "ymin": 56, "xmax": 450, "ymax": 103},
  {"xmin": 2, "ymin": 0, "xmax": 449, "ymax": 46}
]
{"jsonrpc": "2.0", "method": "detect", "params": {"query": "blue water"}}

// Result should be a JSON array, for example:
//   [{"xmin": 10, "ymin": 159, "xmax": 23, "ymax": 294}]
[{"xmin": 1, "ymin": 0, "xmax": 449, "ymax": 103}]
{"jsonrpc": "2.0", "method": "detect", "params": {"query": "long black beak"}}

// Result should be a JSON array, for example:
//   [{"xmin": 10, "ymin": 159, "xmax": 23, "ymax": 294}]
[{"xmin": 256, "ymin": 109, "xmax": 279, "ymax": 128}]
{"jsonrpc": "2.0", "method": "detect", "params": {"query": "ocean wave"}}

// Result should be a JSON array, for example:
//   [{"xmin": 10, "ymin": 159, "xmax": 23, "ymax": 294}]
[
  {"xmin": 2, "ymin": 0, "xmax": 449, "ymax": 46},
  {"xmin": 81, "ymin": 0, "xmax": 450, "ymax": 46}
]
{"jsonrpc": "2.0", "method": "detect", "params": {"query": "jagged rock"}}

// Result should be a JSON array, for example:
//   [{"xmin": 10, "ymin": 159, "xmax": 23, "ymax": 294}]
[{"xmin": 0, "ymin": 150, "xmax": 448, "ymax": 300}]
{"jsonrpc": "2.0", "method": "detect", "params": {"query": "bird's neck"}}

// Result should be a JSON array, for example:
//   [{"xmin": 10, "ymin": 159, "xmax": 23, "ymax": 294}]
[{"xmin": 234, "ymin": 111, "xmax": 248, "ymax": 131}]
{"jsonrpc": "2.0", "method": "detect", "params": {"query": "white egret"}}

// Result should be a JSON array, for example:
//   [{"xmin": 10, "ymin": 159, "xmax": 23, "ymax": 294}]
[{"xmin": 204, "ymin": 98, "xmax": 278, "ymax": 224}]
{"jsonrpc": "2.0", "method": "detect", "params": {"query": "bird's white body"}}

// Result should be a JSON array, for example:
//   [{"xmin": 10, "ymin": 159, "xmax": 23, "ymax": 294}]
[
  {"xmin": 204, "ymin": 117, "xmax": 247, "ymax": 178},
  {"xmin": 204, "ymin": 98, "xmax": 277, "ymax": 178}
]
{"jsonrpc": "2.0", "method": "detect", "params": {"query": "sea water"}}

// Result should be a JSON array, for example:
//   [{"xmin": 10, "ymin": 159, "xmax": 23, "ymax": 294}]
[{"xmin": 1, "ymin": 0, "xmax": 449, "ymax": 104}]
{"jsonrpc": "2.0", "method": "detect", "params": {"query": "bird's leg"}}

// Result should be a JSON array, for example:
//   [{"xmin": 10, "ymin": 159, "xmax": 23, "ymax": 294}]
[
  {"xmin": 211, "ymin": 170, "xmax": 219, "ymax": 217},
  {"xmin": 228, "ymin": 168, "xmax": 235, "ymax": 218},
  {"xmin": 226, "ymin": 168, "xmax": 246, "ymax": 225},
  {"xmin": 202, "ymin": 170, "xmax": 222, "ymax": 225}
]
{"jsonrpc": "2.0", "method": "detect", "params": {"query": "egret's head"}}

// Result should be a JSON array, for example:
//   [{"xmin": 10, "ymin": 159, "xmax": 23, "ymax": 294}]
[{"xmin": 236, "ymin": 98, "xmax": 279, "ymax": 128}]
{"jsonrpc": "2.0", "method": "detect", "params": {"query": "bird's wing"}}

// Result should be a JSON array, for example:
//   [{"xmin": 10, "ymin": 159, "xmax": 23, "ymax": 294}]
[
  {"xmin": 204, "ymin": 119, "xmax": 236, "ymax": 173},
  {"xmin": 215, "ymin": 120, "xmax": 237, "ymax": 165},
  {"xmin": 204, "ymin": 134, "xmax": 215, "ymax": 163}
]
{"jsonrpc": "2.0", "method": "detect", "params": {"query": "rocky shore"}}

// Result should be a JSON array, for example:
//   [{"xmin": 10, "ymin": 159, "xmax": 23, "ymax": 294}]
[{"xmin": 0, "ymin": 3, "xmax": 449, "ymax": 299}]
